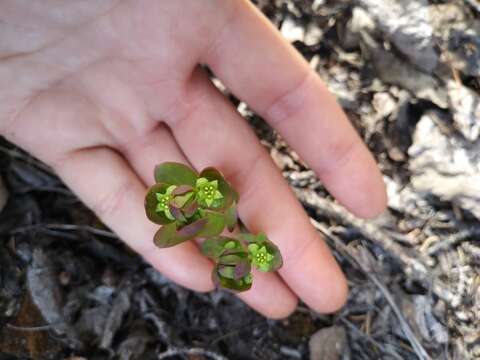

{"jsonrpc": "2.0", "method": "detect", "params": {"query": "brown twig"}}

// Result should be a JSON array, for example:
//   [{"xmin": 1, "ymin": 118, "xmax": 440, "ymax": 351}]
[
  {"xmin": 313, "ymin": 220, "xmax": 431, "ymax": 360},
  {"xmin": 293, "ymin": 188, "xmax": 430, "ymax": 284},
  {"xmin": 339, "ymin": 317, "xmax": 404, "ymax": 360}
]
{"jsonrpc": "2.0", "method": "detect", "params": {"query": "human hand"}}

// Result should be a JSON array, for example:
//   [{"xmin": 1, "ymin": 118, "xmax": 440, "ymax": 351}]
[{"xmin": 0, "ymin": 0, "xmax": 386, "ymax": 318}]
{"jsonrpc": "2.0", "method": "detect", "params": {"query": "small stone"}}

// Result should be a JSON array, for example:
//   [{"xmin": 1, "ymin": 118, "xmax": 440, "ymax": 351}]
[
  {"xmin": 309, "ymin": 326, "xmax": 346, "ymax": 360},
  {"xmin": 388, "ymin": 146, "xmax": 407, "ymax": 162}
]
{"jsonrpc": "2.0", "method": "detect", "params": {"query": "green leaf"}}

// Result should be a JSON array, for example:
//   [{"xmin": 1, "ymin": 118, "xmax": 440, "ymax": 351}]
[
  {"xmin": 153, "ymin": 223, "xmax": 177, "ymax": 248},
  {"xmin": 224, "ymin": 203, "xmax": 238, "ymax": 232},
  {"xmin": 153, "ymin": 219, "xmax": 207, "ymax": 248},
  {"xmin": 145, "ymin": 183, "xmax": 175, "ymax": 225},
  {"xmin": 219, "ymin": 252, "xmax": 249, "ymax": 265},
  {"xmin": 259, "ymin": 240, "xmax": 283, "ymax": 272},
  {"xmin": 211, "ymin": 267, "xmax": 252, "ymax": 292},
  {"xmin": 218, "ymin": 256, "xmax": 252, "ymax": 280},
  {"xmin": 248, "ymin": 243, "xmax": 259, "ymax": 253},
  {"xmin": 201, "ymin": 236, "xmax": 238, "ymax": 260},
  {"xmin": 199, "ymin": 167, "xmax": 239, "ymax": 210},
  {"xmin": 224, "ymin": 241, "xmax": 236, "ymax": 250},
  {"xmin": 201, "ymin": 238, "xmax": 226, "ymax": 260},
  {"xmin": 218, "ymin": 265, "xmax": 235, "ymax": 279},
  {"xmin": 196, "ymin": 177, "xmax": 208, "ymax": 187},
  {"xmin": 239, "ymin": 232, "xmax": 268, "ymax": 244},
  {"xmin": 196, "ymin": 211, "xmax": 225, "ymax": 237},
  {"xmin": 154, "ymin": 162, "xmax": 198, "ymax": 186}
]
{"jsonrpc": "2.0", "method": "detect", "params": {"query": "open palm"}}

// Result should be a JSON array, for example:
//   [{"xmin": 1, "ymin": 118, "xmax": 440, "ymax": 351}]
[{"xmin": 0, "ymin": 0, "xmax": 386, "ymax": 318}]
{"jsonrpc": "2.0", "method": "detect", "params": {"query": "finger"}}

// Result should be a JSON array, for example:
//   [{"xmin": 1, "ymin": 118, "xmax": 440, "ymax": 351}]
[
  {"xmin": 122, "ymin": 123, "xmax": 296, "ymax": 318},
  {"xmin": 237, "ymin": 269, "xmax": 296, "ymax": 319},
  {"xmin": 121, "ymin": 123, "xmax": 188, "ymax": 186},
  {"xmin": 53, "ymin": 146, "xmax": 214, "ymax": 292},
  {"xmin": 167, "ymin": 69, "xmax": 347, "ymax": 313},
  {"xmin": 200, "ymin": 0, "xmax": 386, "ymax": 218}
]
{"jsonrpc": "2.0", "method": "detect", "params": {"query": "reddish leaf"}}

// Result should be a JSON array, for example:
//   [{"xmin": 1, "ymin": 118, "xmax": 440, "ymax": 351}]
[
  {"xmin": 183, "ymin": 200, "xmax": 198, "ymax": 218},
  {"xmin": 177, "ymin": 218, "xmax": 208, "ymax": 238},
  {"xmin": 153, "ymin": 223, "xmax": 178, "ymax": 248},
  {"xmin": 154, "ymin": 219, "xmax": 207, "ymax": 248},
  {"xmin": 172, "ymin": 185, "xmax": 193, "ymax": 195},
  {"xmin": 169, "ymin": 204, "xmax": 186, "ymax": 222},
  {"xmin": 234, "ymin": 261, "xmax": 251, "ymax": 280}
]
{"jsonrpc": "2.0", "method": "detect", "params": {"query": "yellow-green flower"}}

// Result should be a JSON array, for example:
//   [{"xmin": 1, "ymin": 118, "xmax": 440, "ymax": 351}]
[
  {"xmin": 195, "ymin": 177, "xmax": 223, "ymax": 207},
  {"xmin": 155, "ymin": 185, "xmax": 176, "ymax": 220},
  {"xmin": 248, "ymin": 243, "xmax": 274, "ymax": 272}
]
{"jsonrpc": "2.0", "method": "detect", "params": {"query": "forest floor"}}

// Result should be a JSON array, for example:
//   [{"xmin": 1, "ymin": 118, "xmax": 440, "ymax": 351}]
[{"xmin": 1, "ymin": 0, "xmax": 480, "ymax": 359}]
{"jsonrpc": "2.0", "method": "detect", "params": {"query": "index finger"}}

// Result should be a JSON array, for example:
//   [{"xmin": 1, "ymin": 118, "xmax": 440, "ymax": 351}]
[{"xmin": 201, "ymin": 0, "xmax": 386, "ymax": 218}]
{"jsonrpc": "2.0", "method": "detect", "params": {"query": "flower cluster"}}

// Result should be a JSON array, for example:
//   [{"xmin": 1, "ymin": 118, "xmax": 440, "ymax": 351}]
[
  {"xmin": 145, "ymin": 162, "xmax": 282, "ymax": 291},
  {"xmin": 201, "ymin": 233, "xmax": 282, "ymax": 291}
]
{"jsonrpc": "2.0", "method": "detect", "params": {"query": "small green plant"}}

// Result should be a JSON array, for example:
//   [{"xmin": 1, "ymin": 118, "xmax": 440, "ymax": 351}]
[{"xmin": 145, "ymin": 162, "xmax": 282, "ymax": 291}]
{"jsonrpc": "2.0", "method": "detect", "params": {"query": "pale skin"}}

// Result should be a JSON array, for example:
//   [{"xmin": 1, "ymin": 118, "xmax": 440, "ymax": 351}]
[{"xmin": 0, "ymin": 0, "xmax": 387, "ymax": 318}]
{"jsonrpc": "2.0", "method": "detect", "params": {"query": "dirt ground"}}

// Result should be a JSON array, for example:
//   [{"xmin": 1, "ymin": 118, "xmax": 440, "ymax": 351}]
[{"xmin": 1, "ymin": 0, "xmax": 480, "ymax": 359}]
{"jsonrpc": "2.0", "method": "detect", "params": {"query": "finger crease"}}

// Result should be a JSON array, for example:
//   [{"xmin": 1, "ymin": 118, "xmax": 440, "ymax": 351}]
[
  {"xmin": 200, "ymin": 0, "xmax": 241, "ymax": 66},
  {"xmin": 223, "ymin": 149, "xmax": 266, "ymax": 205},
  {"xmin": 281, "ymin": 232, "xmax": 317, "ymax": 273},
  {"xmin": 264, "ymin": 70, "xmax": 313, "ymax": 127},
  {"xmin": 319, "ymin": 137, "xmax": 359, "ymax": 178}
]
